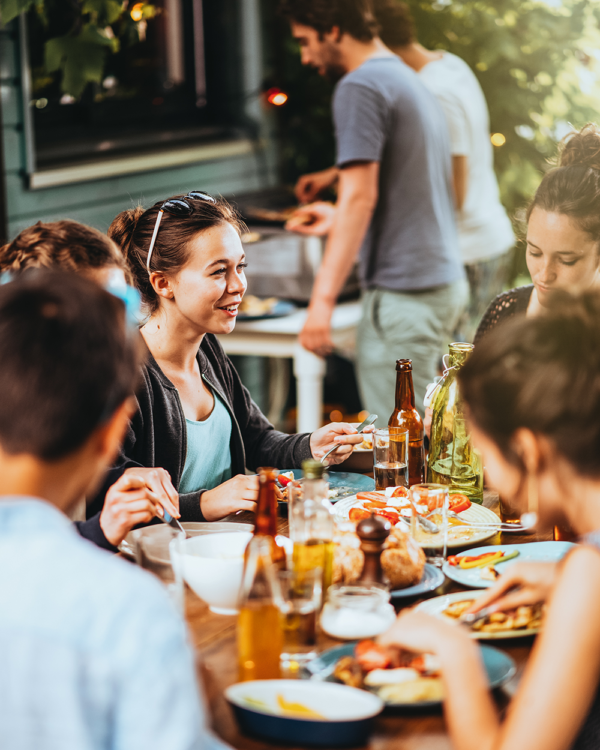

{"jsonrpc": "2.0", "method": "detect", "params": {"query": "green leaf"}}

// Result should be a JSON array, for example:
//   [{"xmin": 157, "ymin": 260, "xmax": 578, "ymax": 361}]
[
  {"xmin": 0, "ymin": 0, "xmax": 40, "ymax": 24},
  {"xmin": 44, "ymin": 23, "xmax": 116, "ymax": 98},
  {"xmin": 82, "ymin": 0, "xmax": 124, "ymax": 26}
]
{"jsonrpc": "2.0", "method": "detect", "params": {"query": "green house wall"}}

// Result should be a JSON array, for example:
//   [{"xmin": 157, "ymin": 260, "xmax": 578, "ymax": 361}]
[{"xmin": 0, "ymin": 4, "xmax": 278, "ymax": 241}]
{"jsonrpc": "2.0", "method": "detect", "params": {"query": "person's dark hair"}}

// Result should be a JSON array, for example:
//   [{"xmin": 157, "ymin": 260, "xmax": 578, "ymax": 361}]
[
  {"xmin": 0, "ymin": 270, "xmax": 140, "ymax": 460},
  {"xmin": 279, "ymin": 0, "xmax": 379, "ymax": 42},
  {"xmin": 0, "ymin": 220, "xmax": 130, "ymax": 281},
  {"xmin": 109, "ymin": 194, "xmax": 245, "ymax": 314},
  {"xmin": 527, "ymin": 124, "xmax": 600, "ymax": 246},
  {"xmin": 372, "ymin": 0, "xmax": 415, "ymax": 47},
  {"xmin": 458, "ymin": 291, "xmax": 600, "ymax": 477}
]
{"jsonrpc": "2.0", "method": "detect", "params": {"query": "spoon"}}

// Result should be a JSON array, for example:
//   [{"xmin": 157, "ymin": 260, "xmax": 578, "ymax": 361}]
[{"xmin": 320, "ymin": 413, "xmax": 378, "ymax": 465}]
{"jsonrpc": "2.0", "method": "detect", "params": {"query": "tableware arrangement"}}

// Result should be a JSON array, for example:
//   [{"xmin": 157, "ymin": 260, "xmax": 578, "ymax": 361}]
[
  {"xmin": 172, "ymin": 531, "xmax": 252, "ymax": 615},
  {"xmin": 306, "ymin": 643, "xmax": 516, "ymax": 706},
  {"xmin": 372, "ymin": 427, "xmax": 409, "ymax": 490},
  {"xmin": 442, "ymin": 541, "xmax": 575, "ymax": 589},
  {"xmin": 137, "ymin": 526, "xmax": 185, "ymax": 611},
  {"xmin": 225, "ymin": 679, "xmax": 384, "ymax": 747},
  {"xmin": 320, "ymin": 413, "xmax": 378, "ymax": 465},
  {"xmin": 280, "ymin": 470, "xmax": 375, "ymax": 510},
  {"xmin": 415, "ymin": 591, "xmax": 542, "ymax": 640},
  {"xmin": 119, "ymin": 521, "xmax": 254, "ymax": 560},
  {"xmin": 333, "ymin": 491, "xmax": 500, "ymax": 549},
  {"xmin": 389, "ymin": 563, "xmax": 445, "ymax": 599}
]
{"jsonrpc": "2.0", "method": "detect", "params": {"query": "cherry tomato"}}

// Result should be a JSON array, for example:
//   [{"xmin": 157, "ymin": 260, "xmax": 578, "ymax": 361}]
[
  {"xmin": 391, "ymin": 486, "xmax": 409, "ymax": 498},
  {"xmin": 374, "ymin": 509, "xmax": 399, "ymax": 525},
  {"xmin": 355, "ymin": 640, "xmax": 391, "ymax": 671}
]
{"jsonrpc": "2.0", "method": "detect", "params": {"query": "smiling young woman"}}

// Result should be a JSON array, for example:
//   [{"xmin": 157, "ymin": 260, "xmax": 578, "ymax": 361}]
[
  {"xmin": 474, "ymin": 123, "xmax": 600, "ymax": 342},
  {"xmin": 98, "ymin": 192, "xmax": 365, "ymax": 525}
]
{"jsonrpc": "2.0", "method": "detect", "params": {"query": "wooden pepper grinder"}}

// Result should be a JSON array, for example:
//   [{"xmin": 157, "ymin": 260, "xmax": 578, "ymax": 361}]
[{"xmin": 356, "ymin": 513, "xmax": 391, "ymax": 585}]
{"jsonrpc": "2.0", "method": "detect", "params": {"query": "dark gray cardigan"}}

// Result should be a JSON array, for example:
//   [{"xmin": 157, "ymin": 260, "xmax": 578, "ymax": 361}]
[{"xmin": 76, "ymin": 334, "xmax": 312, "ymax": 549}]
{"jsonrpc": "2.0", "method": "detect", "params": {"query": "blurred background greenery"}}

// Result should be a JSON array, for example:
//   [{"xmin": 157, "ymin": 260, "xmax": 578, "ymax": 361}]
[{"xmin": 263, "ymin": 0, "xmax": 600, "ymax": 282}]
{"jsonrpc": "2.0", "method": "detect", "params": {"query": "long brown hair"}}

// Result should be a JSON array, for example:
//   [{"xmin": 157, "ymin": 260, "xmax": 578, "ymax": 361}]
[
  {"xmin": 109, "ymin": 194, "xmax": 245, "ymax": 314},
  {"xmin": 458, "ymin": 291, "xmax": 600, "ymax": 477},
  {"xmin": 528, "ymin": 124, "xmax": 600, "ymax": 246}
]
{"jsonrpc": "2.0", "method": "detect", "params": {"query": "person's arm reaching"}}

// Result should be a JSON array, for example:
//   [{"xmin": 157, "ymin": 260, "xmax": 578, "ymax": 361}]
[
  {"xmin": 295, "ymin": 166, "xmax": 339, "ymax": 204},
  {"xmin": 299, "ymin": 161, "xmax": 379, "ymax": 356}
]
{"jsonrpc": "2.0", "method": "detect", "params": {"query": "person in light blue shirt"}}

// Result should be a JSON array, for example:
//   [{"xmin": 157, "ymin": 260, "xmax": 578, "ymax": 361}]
[{"xmin": 0, "ymin": 269, "xmax": 229, "ymax": 750}]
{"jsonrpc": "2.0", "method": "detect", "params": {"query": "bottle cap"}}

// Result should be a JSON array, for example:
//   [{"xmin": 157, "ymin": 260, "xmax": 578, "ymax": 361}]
[
  {"xmin": 302, "ymin": 459, "xmax": 326, "ymax": 479},
  {"xmin": 395, "ymin": 358, "xmax": 412, "ymax": 370}
]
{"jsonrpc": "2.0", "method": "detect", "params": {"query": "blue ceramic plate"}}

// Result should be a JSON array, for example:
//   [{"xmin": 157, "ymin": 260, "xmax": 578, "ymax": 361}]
[
  {"xmin": 238, "ymin": 299, "xmax": 296, "ymax": 321},
  {"xmin": 307, "ymin": 643, "xmax": 515, "ymax": 707},
  {"xmin": 289, "ymin": 469, "xmax": 375, "ymax": 503},
  {"xmin": 225, "ymin": 679, "xmax": 383, "ymax": 747},
  {"xmin": 442, "ymin": 541, "xmax": 575, "ymax": 589},
  {"xmin": 391, "ymin": 563, "xmax": 445, "ymax": 599}
]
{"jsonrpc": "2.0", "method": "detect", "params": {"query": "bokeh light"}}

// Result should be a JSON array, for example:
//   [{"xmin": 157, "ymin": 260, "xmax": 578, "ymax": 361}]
[
  {"xmin": 491, "ymin": 132, "xmax": 506, "ymax": 147},
  {"xmin": 266, "ymin": 88, "xmax": 288, "ymax": 106}
]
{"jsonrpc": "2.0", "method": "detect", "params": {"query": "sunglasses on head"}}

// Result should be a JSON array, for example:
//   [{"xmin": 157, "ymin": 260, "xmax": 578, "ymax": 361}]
[{"xmin": 146, "ymin": 190, "xmax": 216, "ymax": 273}]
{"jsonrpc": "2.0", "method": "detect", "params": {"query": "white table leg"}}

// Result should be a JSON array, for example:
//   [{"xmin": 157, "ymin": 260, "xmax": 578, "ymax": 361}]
[{"xmin": 293, "ymin": 343, "xmax": 326, "ymax": 434}]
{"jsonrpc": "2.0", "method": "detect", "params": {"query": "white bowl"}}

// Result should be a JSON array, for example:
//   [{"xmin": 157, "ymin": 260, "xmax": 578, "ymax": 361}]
[{"xmin": 174, "ymin": 531, "xmax": 252, "ymax": 615}]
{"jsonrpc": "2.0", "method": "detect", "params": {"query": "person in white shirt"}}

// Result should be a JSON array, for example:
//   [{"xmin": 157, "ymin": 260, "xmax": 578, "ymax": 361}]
[{"xmin": 293, "ymin": 0, "xmax": 515, "ymax": 343}]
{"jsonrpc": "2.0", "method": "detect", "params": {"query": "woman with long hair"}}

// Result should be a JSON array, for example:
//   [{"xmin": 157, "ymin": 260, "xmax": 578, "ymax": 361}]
[
  {"xmin": 98, "ymin": 192, "xmax": 363, "ymax": 525},
  {"xmin": 383, "ymin": 291, "xmax": 600, "ymax": 750}
]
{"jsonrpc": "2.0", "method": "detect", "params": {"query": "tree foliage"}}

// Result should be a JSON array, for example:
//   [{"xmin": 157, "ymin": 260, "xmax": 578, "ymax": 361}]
[
  {"xmin": 0, "ymin": 0, "xmax": 153, "ymax": 98},
  {"xmin": 266, "ymin": 0, "xmax": 600, "ymax": 221}
]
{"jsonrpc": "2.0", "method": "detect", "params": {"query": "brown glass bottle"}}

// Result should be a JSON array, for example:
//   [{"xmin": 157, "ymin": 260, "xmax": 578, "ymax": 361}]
[
  {"xmin": 247, "ymin": 467, "xmax": 287, "ymax": 568},
  {"xmin": 388, "ymin": 359, "xmax": 425, "ymax": 487}
]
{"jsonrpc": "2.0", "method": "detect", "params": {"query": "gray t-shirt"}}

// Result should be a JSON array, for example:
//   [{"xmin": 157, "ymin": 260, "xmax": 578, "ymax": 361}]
[{"xmin": 333, "ymin": 56, "xmax": 464, "ymax": 291}]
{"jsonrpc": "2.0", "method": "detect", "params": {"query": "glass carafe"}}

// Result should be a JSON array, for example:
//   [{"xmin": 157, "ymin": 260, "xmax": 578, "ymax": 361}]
[{"xmin": 427, "ymin": 343, "xmax": 483, "ymax": 504}]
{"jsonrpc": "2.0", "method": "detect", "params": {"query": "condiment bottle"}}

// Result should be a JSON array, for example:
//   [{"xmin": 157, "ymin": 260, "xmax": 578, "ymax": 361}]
[
  {"xmin": 291, "ymin": 459, "xmax": 334, "ymax": 592},
  {"xmin": 427, "ymin": 343, "xmax": 483, "ymax": 503},
  {"xmin": 356, "ymin": 513, "xmax": 391, "ymax": 586},
  {"xmin": 389, "ymin": 359, "xmax": 425, "ymax": 487},
  {"xmin": 247, "ymin": 466, "xmax": 287, "ymax": 568},
  {"xmin": 237, "ymin": 538, "xmax": 283, "ymax": 681}
]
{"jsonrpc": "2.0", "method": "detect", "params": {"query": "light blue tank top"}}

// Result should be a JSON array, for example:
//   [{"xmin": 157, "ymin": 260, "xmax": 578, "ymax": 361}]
[{"xmin": 178, "ymin": 390, "xmax": 232, "ymax": 494}]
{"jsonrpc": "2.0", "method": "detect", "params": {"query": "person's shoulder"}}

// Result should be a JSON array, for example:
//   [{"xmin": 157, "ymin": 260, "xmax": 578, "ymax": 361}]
[
  {"xmin": 474, "ymin": 285, "xmax": 533, "ymax": 344},
  {"xmin": 337, "ymin": 57, "xmax": 411, "ymax": 94}
]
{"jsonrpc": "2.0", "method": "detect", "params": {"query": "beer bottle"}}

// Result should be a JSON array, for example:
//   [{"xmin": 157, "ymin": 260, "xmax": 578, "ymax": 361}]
[
  {"xmin": 388, "ymin": 359, "xmax": 424, "ymax": 487},
  {"xmin": 247, "ymin": 467, "xmax": 287, "ymax": 568}
]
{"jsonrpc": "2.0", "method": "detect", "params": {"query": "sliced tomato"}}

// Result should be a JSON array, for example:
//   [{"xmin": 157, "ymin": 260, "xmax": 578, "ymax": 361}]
[
  {"xmin": 356, "ymin": 491, "xmax": 386, "ymax": 502},
  {"xmin": 355, "ymin": 640, "xmax": 391, "ymax": 671},
  {"xmin": 447, "ymin": 555, "xmax": 459, "ymax": 566},
  {"xmin": 363, "ymin": 500, "xmax": 388, "ymax": 509},
  {"xmin": 277, "ymin": 475, "xmax": 292, "ymax": 487},
  {"xmin": 391, "ymin": 486, "xmax": 409, "ymax": 498},
  {"xmin": 449, "ymin": 494, "xmax": 471, "ymax": 514},
  {"xmin": 349, "ymin": 508, "xmax": 371, "ymax": 523},
  {"xmin": 374, "ymin": 509, "xmax": 399, "ymax": 525}
]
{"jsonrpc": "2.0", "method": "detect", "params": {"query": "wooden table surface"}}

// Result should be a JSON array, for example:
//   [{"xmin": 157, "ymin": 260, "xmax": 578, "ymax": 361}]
[{"xmin": 185, "ymin": 493, "xmax": 552, "ymax": 750}]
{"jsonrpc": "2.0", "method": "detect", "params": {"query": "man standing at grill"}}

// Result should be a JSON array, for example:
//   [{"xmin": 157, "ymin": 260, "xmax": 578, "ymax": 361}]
[{"xmin": 282, "ymin": 0, "xmax": 467, "ymax": 418}]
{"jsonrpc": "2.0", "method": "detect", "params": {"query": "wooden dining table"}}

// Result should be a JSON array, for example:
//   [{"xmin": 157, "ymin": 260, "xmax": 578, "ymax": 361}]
[{"xmin": 184, "ymin": 492, "xmax": 554, "ymax": 750}]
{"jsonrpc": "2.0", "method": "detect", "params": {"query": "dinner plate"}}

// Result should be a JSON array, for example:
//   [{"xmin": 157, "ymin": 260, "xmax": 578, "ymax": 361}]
[
  {"xmin": 238, "ymin": 300, "xmax": 296, "ymax": 321},
  {"xmin": 306, "ymin": 642, "xmax": 515, "ymax": 706},
  {"xmin": 416, "ymin": 590, "xmax": 541, "ymax": 640},
  {"xmin": 390, "ymin": 563, "xmax": 445, "ymax": 599},
  {"xmin": 333, "ymin": 492, "xmax": 501, "ymax": 548},
  {"xmin": 442, "ymin": 541, "xmax": 575, "ymax": 589},
  {"xmin": 283, "ymin": 470, "xmax": 375, "ymax": 503}
]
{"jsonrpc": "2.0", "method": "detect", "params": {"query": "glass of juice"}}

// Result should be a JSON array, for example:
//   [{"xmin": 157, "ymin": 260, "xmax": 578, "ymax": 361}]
[
  {"xmin": 373, "ymin": 428, "xmax": 408, "ymax": 490},
  {"xmin": 275, "ymin": 568, "xmax": 322, "ymax": 672},
  {"xmin": 410, "ymin": 483, "xmax": 449, "ymax": 567}
]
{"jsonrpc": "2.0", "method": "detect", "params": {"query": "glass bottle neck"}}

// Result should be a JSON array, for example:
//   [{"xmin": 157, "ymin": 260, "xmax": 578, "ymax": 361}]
[
  {"xmin": 255, "ymin": 471, "xmax": 278, "ymax": 537},
  {"xmin": 395, "ymin": 368, "xmax": 416, "ymax": 410},
  {"xmin": 449, "ymin": 343, "xmax": 474, "ymax": 368}
]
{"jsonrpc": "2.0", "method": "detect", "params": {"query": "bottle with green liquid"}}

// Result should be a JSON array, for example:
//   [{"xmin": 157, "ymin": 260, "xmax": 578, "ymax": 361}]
[{"xmin": 427, "ymin": 342, "xmax": 483, "ymax": 504}]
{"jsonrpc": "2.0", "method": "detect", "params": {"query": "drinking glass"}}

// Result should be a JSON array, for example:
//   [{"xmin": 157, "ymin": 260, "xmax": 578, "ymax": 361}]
[
  {"xmin": 410, "ymin": 483, "xmax": 448, "ymax": 567},
  {"xmin": 274, "ymin": 568, "xmax": 322, "ymax": 671},
  {"xmin": 138, "ymin": 526, "xmax": 185, "ymax": 612},
  {"xmin": 288, "ymin": 479, "xmax": 303, "ymax": 541},
  {"xmin": 373, "ymin": 428, "xmax": 408, "ymax": 490}
]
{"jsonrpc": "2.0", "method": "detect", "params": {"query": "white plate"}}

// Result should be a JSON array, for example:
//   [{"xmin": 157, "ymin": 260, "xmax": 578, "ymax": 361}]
[
  {"xmin": 416, "ymin": 590, "xmax": 541, "ymax": 640},
  {"xmin": 442, "ymin": 541, "xmax": 575, "ymax": 589},
  {"xmin": 333, "ymin": 492, "xmax": 501, "ymax": 549}
]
